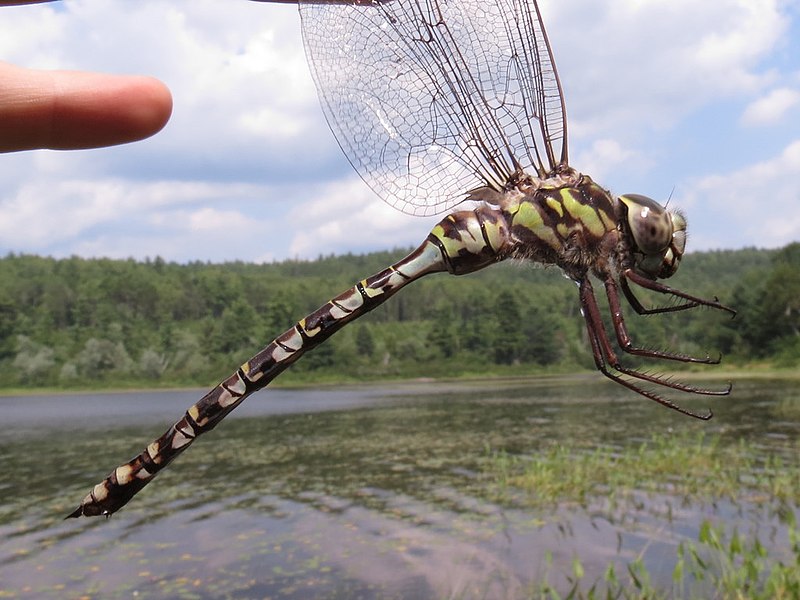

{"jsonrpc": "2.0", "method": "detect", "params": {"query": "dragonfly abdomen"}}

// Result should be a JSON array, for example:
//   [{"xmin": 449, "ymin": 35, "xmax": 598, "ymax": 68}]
[
  {"xmin": 429, "ymin": 204, "xmax": 514, "ymax": 276},
  {"xmin": 69, "ymin": 209, "xmax": 516, "ymax": 518}
]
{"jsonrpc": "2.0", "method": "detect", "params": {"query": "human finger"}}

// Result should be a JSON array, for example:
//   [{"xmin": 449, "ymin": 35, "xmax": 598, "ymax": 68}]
[{"xmin": 0, "ymin": 62, "xmax": 173, "ymax": 152}]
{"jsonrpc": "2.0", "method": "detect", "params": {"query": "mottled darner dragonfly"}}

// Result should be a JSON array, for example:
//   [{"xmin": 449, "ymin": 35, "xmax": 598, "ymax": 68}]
[{"xmin": 69, "ymin": 0, "xmax": 735, "ymax": 518}]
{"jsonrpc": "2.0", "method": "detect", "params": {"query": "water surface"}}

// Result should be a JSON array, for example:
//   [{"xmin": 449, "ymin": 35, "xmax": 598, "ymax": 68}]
[{"xmin": 0, "ymin": 376, "xmax": 797, "ymax": 598}]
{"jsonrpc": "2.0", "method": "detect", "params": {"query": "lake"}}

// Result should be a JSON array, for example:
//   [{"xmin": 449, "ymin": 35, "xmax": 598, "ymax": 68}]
[{"xmin": 1, "ymin": 376, "xmax": 798, "ymax": 598}]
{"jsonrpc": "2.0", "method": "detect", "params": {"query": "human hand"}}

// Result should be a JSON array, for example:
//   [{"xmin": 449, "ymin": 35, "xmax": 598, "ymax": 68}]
[{"xmin": 0, "ymin": 0, "xmax": 172, "ymax": 152}]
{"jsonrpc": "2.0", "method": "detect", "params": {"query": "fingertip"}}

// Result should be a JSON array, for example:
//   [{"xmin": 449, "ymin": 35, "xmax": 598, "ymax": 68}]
[
  {"xmin": 0, "ymin": 65, "xmax": 174, "ymax": 152},
  {"xmin": 48, "ymin": 71, "xmax": 174, "ymax": 150},
  {"xmin": 122, "ymin": 75, "xmax": 174, "ymax": 142}
]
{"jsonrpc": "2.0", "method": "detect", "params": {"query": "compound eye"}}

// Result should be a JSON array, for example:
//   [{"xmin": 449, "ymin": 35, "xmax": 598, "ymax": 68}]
[
  {"xmin": 670, "ymin": 211, "xmax": 687, "ymax": 254},
  {"xmin": 672, "ymin": 228, "xmax": 687, "ymax": 256},
  {"xmin": 619, "ymin": 194, "xmax": 673, "ymax": 254}
]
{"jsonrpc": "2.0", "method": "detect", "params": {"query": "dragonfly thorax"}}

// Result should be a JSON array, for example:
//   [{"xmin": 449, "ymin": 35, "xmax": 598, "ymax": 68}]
[{"xmin": 618, "ymin": 194, "xmax": 687, "ymax": 280}]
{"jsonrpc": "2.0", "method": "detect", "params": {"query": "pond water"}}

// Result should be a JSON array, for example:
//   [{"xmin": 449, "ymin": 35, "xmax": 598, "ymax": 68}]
[{"xmin": 0, "ymin": 376, "xmax": 798, "ymax": 598}]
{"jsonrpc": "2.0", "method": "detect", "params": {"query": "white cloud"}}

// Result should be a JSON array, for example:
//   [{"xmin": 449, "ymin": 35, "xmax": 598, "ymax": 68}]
[
  {"xmin": 0, "ymin": 0, "xmax": 330, "ymax": 177},
  {"xmin": 571, "ymin": 139, "xmax": 638, "ymax": 183},
  {"xmin": 0, "ymin": 178, "xmax": 272, "ymax": 255},
  {"xmin": 0, "ymin": 4, "xmax": 65, "ymax": 67},
  {"xmin": 680, "ymin": 140, "xmax": 800, "ymax": 249},
  {"xmin": 741, "ymin": 88, "xmax": 800, "ymax": 126},
  {"xmin": 0, "ymin": 0, "xmax": 797, "ymax": 262},
  {"xmin": 186, "ymin": 207, "xmax": 257, "ymax": 233},
  {"xmin": 547, "ymin": 0, "xmax": 787, "ymax": 139},
  {"xmin": 286, "ymin": 177, "xmax": 436, "ymax": 259}
]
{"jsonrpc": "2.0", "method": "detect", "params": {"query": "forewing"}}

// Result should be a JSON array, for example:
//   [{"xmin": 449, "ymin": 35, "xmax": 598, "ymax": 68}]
[{"xmin": 297, "ymin": 0, "xmax": 567, "ymax": 216}]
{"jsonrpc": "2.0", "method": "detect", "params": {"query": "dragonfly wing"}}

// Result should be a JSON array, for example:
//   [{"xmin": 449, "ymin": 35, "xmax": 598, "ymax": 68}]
[{"xmin": 297, "ymin": 0, "xmax": 568, "ymax": 216}]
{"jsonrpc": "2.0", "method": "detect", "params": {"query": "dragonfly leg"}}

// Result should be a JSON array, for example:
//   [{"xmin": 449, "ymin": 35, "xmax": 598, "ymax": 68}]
[
  {"xmin": 604, "ymin": 276, "xmax": 720, "ymax": 365},
  {"xmin": 622, "ymin": 269, "xmax": 736, "ymax": 317},
  {"xmin": 579, "ymin": 277, "xmax": 723, "ymax": 420},
  {"xmin": 620, "ymin": 276, "xmax": 698, "ymax": 315}
]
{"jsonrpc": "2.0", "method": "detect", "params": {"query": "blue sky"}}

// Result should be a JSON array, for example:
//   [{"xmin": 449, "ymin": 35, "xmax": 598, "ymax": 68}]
[{"xmin": 0, "ymin": 0, "xmax": 798, "ymax": 263}]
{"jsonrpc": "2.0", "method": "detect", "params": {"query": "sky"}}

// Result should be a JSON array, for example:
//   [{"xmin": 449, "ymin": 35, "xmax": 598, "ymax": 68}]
[{"xmin": 0, "ymin": 0, "xmax": 799, "ymax": 264}]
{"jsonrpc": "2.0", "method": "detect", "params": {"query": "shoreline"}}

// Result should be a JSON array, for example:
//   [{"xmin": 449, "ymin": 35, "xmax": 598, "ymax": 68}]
[{"xmin": 1, "ymin": 365, "xmax": 797, "ymax": 398}]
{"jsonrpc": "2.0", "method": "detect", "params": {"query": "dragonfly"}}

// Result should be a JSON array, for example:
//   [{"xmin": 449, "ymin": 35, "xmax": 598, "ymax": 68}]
[{"xmin": 69, "ymin": 0, "xmax": 735, "ymax": 518}]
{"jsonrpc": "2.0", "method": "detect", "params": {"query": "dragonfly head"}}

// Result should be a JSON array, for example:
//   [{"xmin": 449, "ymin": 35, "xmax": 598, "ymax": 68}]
[{"xmin": 618, "ymin": 194, "xmax": 686, "ymax": 280}]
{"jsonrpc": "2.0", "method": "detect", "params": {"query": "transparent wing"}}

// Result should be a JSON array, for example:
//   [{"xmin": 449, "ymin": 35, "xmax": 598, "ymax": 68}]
[{"xmin": 297, "ymin": 0, "xmax": 568, "ymax": 216}]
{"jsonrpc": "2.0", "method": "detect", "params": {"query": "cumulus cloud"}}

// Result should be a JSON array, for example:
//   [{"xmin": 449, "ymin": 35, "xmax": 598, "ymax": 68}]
[
  {"xmin": 570, "ymin": 139, "xmax": 640, "ymax": 183},
  {"xmin": 547, "ymin": 0, "xmax": 788, "ymax": 138},
  {"xmin": 0, "ymin": 178, "xmax": 274, "ymax": 257},
  {"xmin": 679, "ymin": 140, "xmax": 800, "ymax": 249},
  {"xmin": 286, "ymin": 177, "xmax": 435, "ymax": 259},
  {"xmin": 0, "ymin": 1, "xmax": 333, "ymax": 180},
  {"xmin": 0, "ymin": 0, "xmax": 797, "ymax": 262},
  {"xmin": 741, "ymin": 88, "xmax": 800, "ymax": 126}
]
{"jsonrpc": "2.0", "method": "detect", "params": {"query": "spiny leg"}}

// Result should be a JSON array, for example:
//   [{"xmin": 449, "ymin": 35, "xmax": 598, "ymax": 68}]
[
  {"xmin": 604, "ymin": 276, "xmax": 721, "ymax": 365},
  {"xmin": 620, "ymin": 276, "xmax": 699, "ymax": 315},
  {"xmin": 581, "ymin": 306, "xmax": 712, "ymax": 418},
  {"xmin": 583, "ymin": 279, "xmax": 724, "ymax": 395},
  {"xmin": 623, "ymin": 269, "xmax": 736, "ymax": 317},
  {"xmin": 584, "ymin": 278, "xmax": 730, "ymax": 396},
  {"xmin": 579, "ymin": 277, "xmax": 718, "ymax": 420}
]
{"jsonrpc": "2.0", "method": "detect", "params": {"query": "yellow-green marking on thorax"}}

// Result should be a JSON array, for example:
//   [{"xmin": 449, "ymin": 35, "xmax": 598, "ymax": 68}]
[
  {"xmin": 560, "ymin": 187, "xmax": 608, "ymax": 238},
  {"xmin": 513, "ymin": 199, "xmax": 561, "ymax": 250},
  {"xmin": 545, "ymin": 196, "xmax": 564, "ymax": 218}
]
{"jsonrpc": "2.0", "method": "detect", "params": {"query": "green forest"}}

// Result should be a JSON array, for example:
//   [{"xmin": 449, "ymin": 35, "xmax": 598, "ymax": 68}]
[{"xmin": 0, "ymin": 242, "xmax": 798, "ymax": 391}]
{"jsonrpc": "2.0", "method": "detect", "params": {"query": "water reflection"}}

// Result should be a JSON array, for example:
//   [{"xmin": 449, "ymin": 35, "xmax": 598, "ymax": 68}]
[{"xmin": 0, "ymin": 376, "xmax": 797, "ymax": 598}]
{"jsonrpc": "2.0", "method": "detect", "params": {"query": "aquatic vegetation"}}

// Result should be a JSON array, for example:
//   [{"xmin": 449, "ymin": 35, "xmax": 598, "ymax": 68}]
[
  {"xmin": 529, "ymin": 517, "xmax": 800, "ymax": 599},
  {"xmin": 488, "ymin": 431, "xmax": 800, "ymax": 598},
  {"xmin": 487, "ymin": 431, "xmax": 800, "ymax": 511}
]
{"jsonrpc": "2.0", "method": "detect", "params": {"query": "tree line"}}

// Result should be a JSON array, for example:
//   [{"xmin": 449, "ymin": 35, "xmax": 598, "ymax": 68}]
[{"xmin": 0, "ymin": 243, "xmax": 797, "ymax": 390}]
